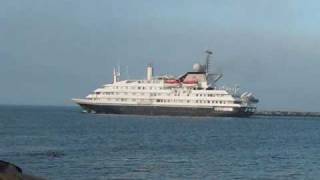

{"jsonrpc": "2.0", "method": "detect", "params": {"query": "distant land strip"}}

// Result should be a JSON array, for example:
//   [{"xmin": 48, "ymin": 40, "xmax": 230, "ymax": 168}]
[{"xmin": 255, "ymin": 111, "xmax": 320, "ymax": 117}]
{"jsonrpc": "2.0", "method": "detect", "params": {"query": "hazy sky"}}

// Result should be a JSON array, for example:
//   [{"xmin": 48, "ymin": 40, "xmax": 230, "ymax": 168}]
[{"xmin": 1, "ymin": 0, "xmax": 320, "ymax": 111}]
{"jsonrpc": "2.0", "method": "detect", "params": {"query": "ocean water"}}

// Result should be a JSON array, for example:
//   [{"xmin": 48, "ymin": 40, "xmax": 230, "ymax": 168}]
[{"xmin": 1, "ymin": 106, "xmax": 320, "ymax": 180}]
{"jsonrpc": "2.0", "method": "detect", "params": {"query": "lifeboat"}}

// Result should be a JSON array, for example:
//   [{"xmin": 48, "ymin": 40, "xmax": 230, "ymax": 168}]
[
  {"xmin": 182, "ymin": 80, "xmax": 198, "ymax": 87},
  {"xmin": 164, "ymin": 79, "xmax": 180, "ymax": 87}
]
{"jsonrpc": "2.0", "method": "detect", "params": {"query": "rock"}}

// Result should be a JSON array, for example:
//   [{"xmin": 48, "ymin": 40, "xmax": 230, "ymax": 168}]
[{"xmin": 0, "ymin": 160, "xmax": 46, "ymax": 180}]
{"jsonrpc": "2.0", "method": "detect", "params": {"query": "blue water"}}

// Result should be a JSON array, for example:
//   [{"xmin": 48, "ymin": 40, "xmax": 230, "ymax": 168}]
[{"xmin": 1, "ymin": 106, "xmax": 320, "ymax": 179}]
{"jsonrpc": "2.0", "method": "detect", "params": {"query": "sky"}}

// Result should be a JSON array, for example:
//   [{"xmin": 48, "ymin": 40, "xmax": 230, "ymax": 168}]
[{"xmin": 0, "ymin": 0, "xmax": 320, "ymax": 111}]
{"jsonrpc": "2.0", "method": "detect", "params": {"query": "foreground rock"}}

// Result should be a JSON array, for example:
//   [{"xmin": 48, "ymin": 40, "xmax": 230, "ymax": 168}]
[{"xmin": 0, "ymin": 160, "xmax": 46, "ymax": 180}]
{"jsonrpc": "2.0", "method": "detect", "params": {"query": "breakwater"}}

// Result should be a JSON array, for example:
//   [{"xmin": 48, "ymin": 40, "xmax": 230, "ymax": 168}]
[{"xmin": 255, "ymin": 111, "xmax": 320, "ymax": 117}]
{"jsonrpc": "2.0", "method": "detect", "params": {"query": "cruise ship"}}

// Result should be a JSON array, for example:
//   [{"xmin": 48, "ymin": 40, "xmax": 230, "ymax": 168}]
[{"xmin": 73, "ymin": 51, "xmax": 259, "ymax": 117}]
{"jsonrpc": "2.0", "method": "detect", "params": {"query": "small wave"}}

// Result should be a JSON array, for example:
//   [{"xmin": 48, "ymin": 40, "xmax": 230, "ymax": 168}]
[
  {"xmin": 163, "ymin": 159, "xmax": 189, "ymax": 164},
  {"xmin": 271, "ymin": 155, "xmax": 288, "ymax": 160},
  {"xmin": 26, "ymin": 150, "xmax": 65, "ymax": 159}
]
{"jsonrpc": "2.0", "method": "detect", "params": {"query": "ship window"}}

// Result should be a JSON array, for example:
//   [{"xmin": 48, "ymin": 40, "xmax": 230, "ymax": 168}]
[{"xmin": 138, "ymin": 87, "xmax": 141, "ymax": 90}]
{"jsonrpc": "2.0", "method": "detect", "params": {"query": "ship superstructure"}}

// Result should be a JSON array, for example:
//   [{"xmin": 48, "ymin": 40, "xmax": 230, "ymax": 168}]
[{"xmin": 73, "ymin": 51, "xmax": 258, "ymax": 117}]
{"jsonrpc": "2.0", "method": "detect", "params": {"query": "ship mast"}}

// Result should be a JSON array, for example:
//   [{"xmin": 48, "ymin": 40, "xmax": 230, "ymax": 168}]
[
  {"xmin": 113, "ymin": 66, "xmax": 121, "ymax": 83},
  {"xmin": 205, "ymin": 50, "xmax": 213, "ymax": 75},
  {"xmin": 204, "ymin": 50, "xmax": 223, "ymax": 85}
]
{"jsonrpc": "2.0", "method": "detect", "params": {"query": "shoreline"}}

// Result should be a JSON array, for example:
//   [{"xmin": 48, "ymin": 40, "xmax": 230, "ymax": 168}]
[{"xmin": 0, "ymin": 105, "xmax": 320, "ymax": 117}]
